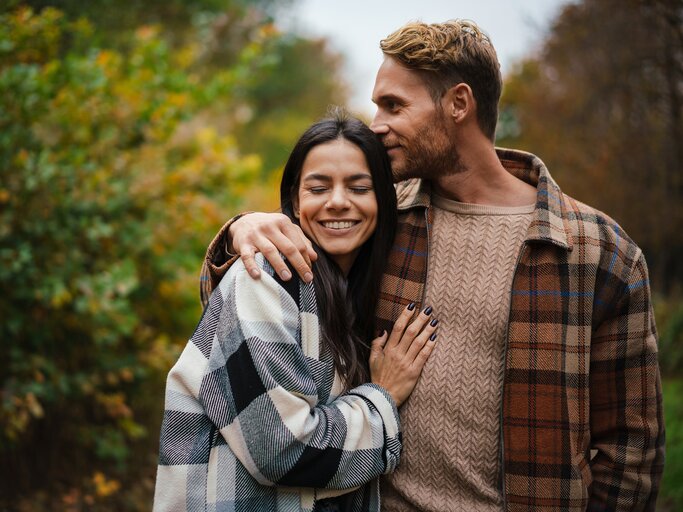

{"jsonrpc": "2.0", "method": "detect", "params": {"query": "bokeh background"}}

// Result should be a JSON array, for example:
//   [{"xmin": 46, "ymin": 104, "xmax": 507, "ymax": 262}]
[{"xmin": 1, "ymin": 0, "xmax": 681, "ymax": 510}]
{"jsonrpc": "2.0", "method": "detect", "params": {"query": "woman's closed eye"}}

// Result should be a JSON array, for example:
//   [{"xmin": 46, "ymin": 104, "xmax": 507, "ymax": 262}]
[
  {"xmin": 308, "ymin": 186, "xmax": 328, "ymax": 194},
  {"xmin": 350, "ymin": 186, "xmax": 372, "ymax": 194}
]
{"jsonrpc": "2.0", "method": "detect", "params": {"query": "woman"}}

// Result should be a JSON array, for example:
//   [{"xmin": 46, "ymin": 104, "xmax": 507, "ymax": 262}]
[{"xmin": 153, "ymin": 111, "xmax": 438, "ymax": 511}]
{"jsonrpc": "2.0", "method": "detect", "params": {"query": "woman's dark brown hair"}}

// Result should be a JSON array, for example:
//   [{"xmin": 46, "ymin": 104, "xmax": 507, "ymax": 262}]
[{"xmin": 280, "ymin": 109, "xmax": 397, "ymax": 388}]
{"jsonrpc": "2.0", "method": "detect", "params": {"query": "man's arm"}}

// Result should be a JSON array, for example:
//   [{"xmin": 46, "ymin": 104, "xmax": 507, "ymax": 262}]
[
  {"xmin": 589, "ymin": 250, "xmax": 665, "ymax": 511},
  {"xmin": 200, "ymin": 212, "xmax": 317, "ymax": 307}
]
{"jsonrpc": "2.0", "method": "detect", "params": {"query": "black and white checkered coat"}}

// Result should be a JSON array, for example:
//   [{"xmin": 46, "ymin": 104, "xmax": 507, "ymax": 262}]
[{"xmin": 153, "ymin": 254, "xmax": 402, "ymax": 511}]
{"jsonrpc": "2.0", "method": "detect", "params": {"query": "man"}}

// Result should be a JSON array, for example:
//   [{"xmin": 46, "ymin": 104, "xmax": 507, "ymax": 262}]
[{"xmin": 200, "ymin": 20, "xmax": 664, "ymax": 511}]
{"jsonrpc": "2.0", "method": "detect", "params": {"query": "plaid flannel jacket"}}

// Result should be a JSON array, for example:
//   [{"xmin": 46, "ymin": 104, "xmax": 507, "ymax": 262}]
[
  {"xmin": 199, "ymin": 148, "xmax": 665, "ymax": 511},
  {"xmin": 156, "ymin": 254, "xmax": 402, "ymax": 512}
]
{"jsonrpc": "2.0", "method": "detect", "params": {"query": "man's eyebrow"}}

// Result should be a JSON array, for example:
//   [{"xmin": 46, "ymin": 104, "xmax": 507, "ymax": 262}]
[{"xmin": 373, "ymin": 94, "xmax": 403, "ymax": 105}]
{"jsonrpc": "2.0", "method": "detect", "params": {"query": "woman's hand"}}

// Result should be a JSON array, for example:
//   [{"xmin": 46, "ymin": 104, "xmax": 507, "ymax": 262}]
[{"xmin": 369, "ymin": 303, "xmax": 438, "ymax": 406}]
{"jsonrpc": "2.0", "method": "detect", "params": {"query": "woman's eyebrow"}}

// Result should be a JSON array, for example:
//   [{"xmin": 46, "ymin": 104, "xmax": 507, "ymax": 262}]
[
  {"xmin": 302, "ymin": 172, "xmax": 372, "ymax": 182},
  {"xmin": 302, "ymin": 173, "xmax": 332, "ymax": 182},
  {"xmin": 345, "ymin": 173, "xmax": 373, "ymax": 182}
]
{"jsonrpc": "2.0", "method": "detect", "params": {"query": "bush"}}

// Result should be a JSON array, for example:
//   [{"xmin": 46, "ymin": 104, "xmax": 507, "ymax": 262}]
[
  {"xmin": 655, "ymin": 297, "xmax": 683, "ymax": 378},
  {"xmin": 659, "ymin": 379, "xmax": 683, "ymax": 511},
  {"xmin": 0, "ymin": 7, "xmax": 265, "ymax": 508}
]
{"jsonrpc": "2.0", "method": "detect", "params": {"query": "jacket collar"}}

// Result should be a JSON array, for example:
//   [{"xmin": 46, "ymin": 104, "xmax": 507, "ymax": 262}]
[{"xmin": 395, "ymin": 147, "xmax": 573, "ymax": 251}]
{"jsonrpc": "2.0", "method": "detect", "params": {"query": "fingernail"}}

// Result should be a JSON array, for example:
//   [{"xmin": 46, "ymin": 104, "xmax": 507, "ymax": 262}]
[
  {"xmin": 430, "ymin": 318, "xmax": 438, "ymax": 327},
  {"xmin": 281, "ymin": 269, "xmax": 292, "ymax": 280},
  {"xmin": 424, "ymin": 306, "xmax": 433, "ymax": 315},
  {"xmin": 429, "ymin": 333, "xmax": 437, "ymax": 341},
  {"xmin": 250, "ymin": 269, "xmax": 261, "ymax": 278},
  {"xmin": 303, "ymin": 272, "xmax": 313, "ymax": 283},
  {"xmin": 407, "ymin": 302, "xmax": 416, "ymax": 311}
]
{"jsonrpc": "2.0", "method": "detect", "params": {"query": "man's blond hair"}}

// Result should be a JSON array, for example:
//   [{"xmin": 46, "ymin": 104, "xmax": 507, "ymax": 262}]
[{"xmin": 380, "ymin": 20, "xmax": 502, "ymax": 141}]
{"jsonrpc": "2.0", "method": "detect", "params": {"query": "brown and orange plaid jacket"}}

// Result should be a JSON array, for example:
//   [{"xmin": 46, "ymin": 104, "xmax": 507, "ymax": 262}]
[{"xmin": 200, "ymin": 148, "xmax": 664, "ymax": 511}]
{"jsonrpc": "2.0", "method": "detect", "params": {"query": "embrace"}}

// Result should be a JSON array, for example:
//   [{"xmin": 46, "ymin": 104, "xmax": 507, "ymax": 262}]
[{"xmin": 154, "ymin": 19, "xmax": 664, "ymax": 512}]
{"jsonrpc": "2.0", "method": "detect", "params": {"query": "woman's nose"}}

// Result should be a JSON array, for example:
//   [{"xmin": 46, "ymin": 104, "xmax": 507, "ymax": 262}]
[{"xmin": 326, "ymin": 187, "xmax": 350, "ymax": 209}]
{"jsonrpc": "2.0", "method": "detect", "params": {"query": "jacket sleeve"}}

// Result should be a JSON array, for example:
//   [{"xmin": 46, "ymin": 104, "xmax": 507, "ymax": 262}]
[
  {"xmin": 199, "ymin": 213, "xmax": 252, "ymax": 309},
  {"xmin": 195, "ymin": 258, "xmax": 401, "ymax": 490},
  {"xmin": 588, "ymin": 250, "xmax": 665, "ymax": 511}
]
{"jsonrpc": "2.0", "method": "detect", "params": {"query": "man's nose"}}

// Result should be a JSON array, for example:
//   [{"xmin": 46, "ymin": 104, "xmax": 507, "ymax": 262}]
[{"xmin": 370, "ymin": 112, "xmax": 388, "ymax": 135}]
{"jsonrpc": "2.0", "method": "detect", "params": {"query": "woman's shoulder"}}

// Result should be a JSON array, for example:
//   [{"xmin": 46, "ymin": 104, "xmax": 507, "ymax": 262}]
[{"xmin": 220, "ymin": 253, "xmax": 305, "ymax": 306}]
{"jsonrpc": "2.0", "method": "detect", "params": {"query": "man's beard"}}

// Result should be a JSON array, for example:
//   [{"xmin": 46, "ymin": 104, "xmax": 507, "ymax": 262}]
[{"xmin": 391, "ymin": 116, "xmax": 465, "ymax": 182}]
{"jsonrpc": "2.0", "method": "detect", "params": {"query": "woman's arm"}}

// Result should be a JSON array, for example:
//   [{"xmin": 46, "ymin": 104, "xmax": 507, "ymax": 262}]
[{"xmin": 192, "ymin": 256, "xmax": 406, "ymax": 490}]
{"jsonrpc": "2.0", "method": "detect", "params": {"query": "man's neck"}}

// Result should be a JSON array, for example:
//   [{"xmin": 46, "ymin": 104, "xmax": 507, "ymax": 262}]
[{"xmin": 433, "ymin": 141, "xmax": 537, "ymax": 207}]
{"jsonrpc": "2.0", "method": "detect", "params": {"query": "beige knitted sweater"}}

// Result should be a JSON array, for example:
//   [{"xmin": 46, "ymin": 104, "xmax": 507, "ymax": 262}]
[{"xmin": 382, "ymin": 195, "xmax": 534, "ymax": 512}]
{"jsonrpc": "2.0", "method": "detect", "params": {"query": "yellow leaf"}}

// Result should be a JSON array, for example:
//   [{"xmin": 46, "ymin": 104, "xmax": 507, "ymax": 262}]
[{"xmin": 93, "ymin": 472, "xmax": 120, "ymax": 498}]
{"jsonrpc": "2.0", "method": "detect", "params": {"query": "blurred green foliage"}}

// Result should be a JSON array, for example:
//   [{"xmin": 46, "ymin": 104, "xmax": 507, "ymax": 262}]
[
  {"xmin": 0, "ymin": 2, "xmax": 345, "ymax": 509},
  {"xmin": 660, "ymin": 380, "xmax": 683, "ymax": 511},
  {"xmin": 655, "ymin": 296, "xmax": 683, "ymax": 509},
  {"xmin": 5, "ymin": 0, "xmax": 292, "ymax": 47},
  {"xmin": 655, "ymin": 296, "xmax": 683, "ymax": 378}
]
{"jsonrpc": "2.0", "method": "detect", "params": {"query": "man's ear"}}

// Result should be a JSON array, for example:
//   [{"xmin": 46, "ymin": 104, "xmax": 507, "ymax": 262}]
[{"xmin": 442, "ymin": 82, "xmax": 474, "ymax": 123}]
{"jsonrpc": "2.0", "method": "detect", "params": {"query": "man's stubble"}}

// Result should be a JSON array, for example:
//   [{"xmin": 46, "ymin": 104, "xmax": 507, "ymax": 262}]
[{"xmin": 391, "ymin": 111, "xmax": 466, "ymax": 183}]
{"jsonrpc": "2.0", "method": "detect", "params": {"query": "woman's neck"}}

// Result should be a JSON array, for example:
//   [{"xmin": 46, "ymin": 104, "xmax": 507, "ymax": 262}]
[{"xmin": 331, "ymin": 250, "xmax": 359, "ymax": 276}]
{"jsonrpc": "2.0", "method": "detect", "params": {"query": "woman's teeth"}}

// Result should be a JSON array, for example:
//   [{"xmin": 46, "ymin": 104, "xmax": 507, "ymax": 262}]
[{"xmin": 322, "ymin": 221, "xmax": 357, "ymax": 229}]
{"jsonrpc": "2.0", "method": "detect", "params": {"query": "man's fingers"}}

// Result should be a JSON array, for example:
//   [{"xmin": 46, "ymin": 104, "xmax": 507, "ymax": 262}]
[
  {"xmin": 228, "ymin": 212, "xmax": 315, "ymax": 282},
  {"xmin": 280, "ymin": 223, "xmax": 315, "ymax": 282},
  {"xmin": 240, "ymin": 247, "xmax": 261, "ymax": 279},
  {"xmin": 259, "ymin": 241, "xmax": 291, "ymax": 281},
  {"xmin": 273, "ymin": 233, "xmax": 313, "ymax": 283},
  {"xmin": 305, "ymin": 239, "xmax": 318, "ymax": 263},
  {"xmin": 295, "ymin": 228, "xmax": 317, "ymax": 264}
]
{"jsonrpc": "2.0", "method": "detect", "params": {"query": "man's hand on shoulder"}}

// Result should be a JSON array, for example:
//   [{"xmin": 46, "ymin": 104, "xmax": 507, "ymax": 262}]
[{"xmin": 228, "ymin": 212, "xmax": 317, "ymax": 283}]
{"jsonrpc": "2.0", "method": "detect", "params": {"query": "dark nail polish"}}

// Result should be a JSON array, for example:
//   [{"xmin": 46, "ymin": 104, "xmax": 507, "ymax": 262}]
[
  {"xmin": 429, "ymin": 333, "xmax": 437, "ymax": 341},
  {"xmin": 407, "ymin": 302, "xmax": 416, "ymax": 311},
  {"xmin": 430, "ymin": 318, "xmax": 438, "ymax": 327},
  {"xmin": 424, "ymin": 306, "xmax": 433, "ymax": 315}
]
